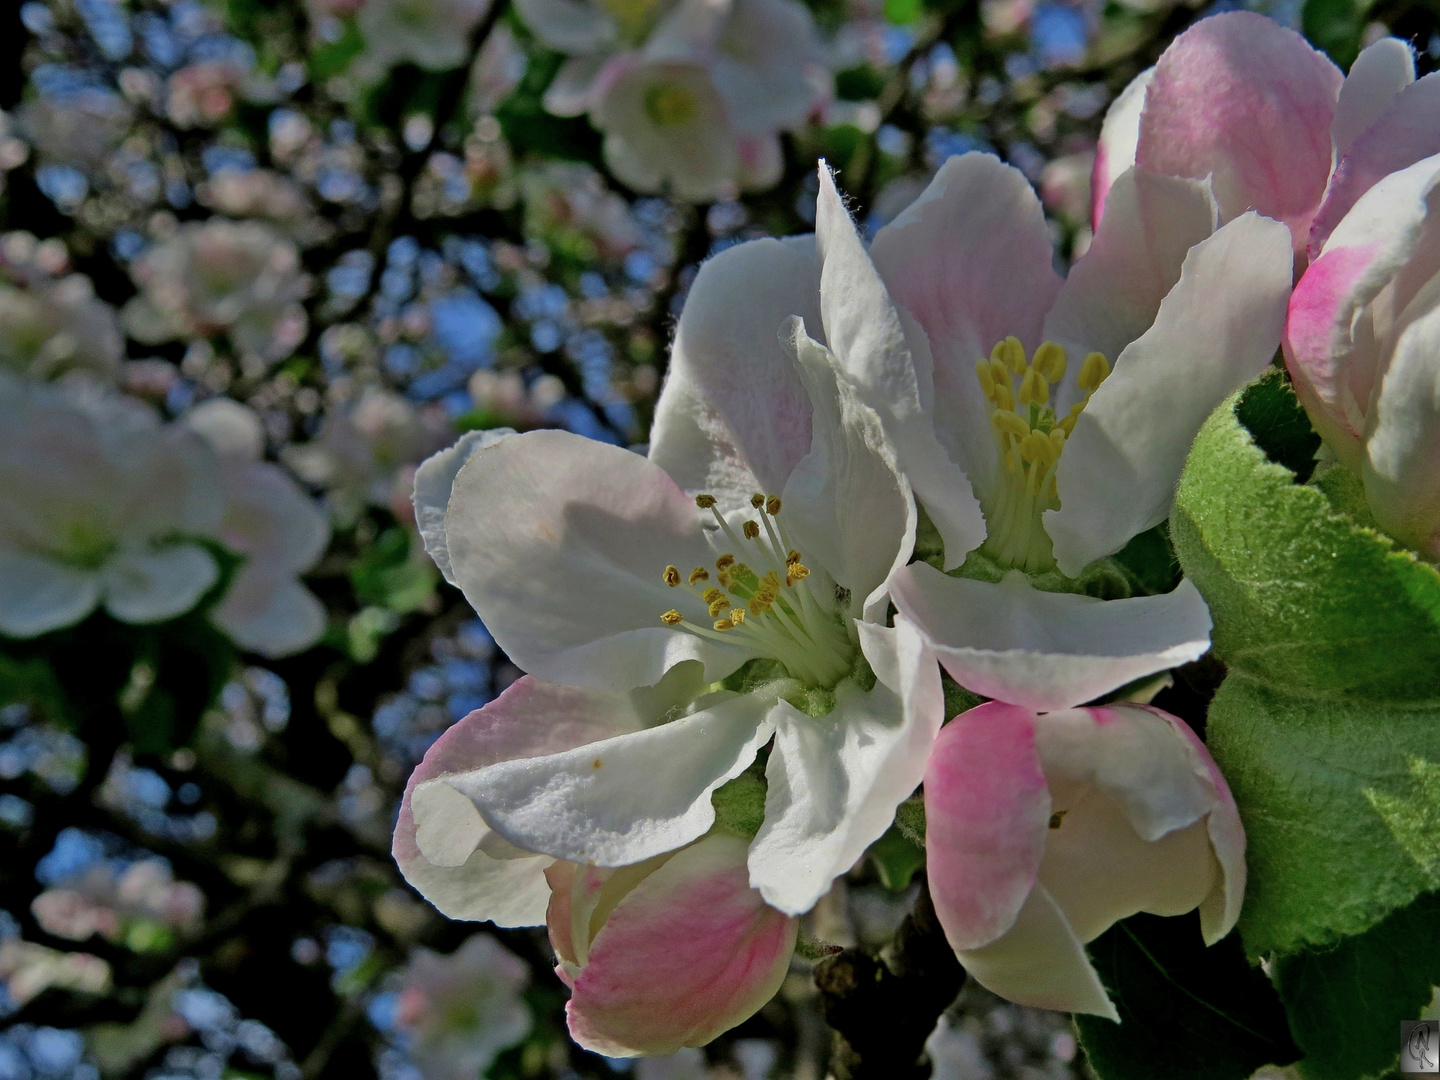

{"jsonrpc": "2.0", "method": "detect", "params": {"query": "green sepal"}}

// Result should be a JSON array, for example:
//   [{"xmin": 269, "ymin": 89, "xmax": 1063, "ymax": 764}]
[
  {"xmin": 1172, "ymin": 370, "xmax": 1440, "ymax": 705},
  {"xmin": 1274, "ymin": 890, "xmax": 1440, "ymax": 1080},
  {"xmin": 711, "ymin": 764, "xmax": 767, "ymax": 840},
  {"xmin": 1076, "ymin": 912, "xmax": 1299, "ymax": 1080},
  {"xmin": 893, "ymin": 794, "xmax": 925, "ymax": 848},
  {"xmin": 1207, "ymin": 675, "xmax": 1440, "ymax": 957},
  {"xmin": 868, "ymin": 825, "xmax": 924, "ymax": 893}
]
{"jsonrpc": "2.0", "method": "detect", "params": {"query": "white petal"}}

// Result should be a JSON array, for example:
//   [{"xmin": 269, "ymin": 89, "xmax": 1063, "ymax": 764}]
[
  {"xmin": 101, "ymin": 544, "xmax": 218, "ymax": 625},
  {"xmin": 1333, "ymin": 37, "xmax": 1416, "ymax": 158},
  {"xmin": 1091, "ymin": 67, "xmax": 1152, "ymax": 226},
  {"xmin": 1363, "ymin": 280, "xmax": 1440, "ymax": 558},
  {"xmin": 444, "ymin": 429, "xmax": 752, "ymax": 690},
  {"xmin": 184, "ymin": 398, "xmax": 265, "ymax": 461},
  {"xmin": 412, "ymin": 428, "xmax": 516, "ymax": 588},
  {"xmin": 649, "ymin": 236, "xmax": 820, "ymax": 499},
  {"xmin": 211, "ymin": 569, "xmax": 326, "ymax": 658},
  {"xmin": 747, "ymin": 619, "xmax": 942, "ymax": 915},
  {"xmin": 709, "ymin": 0, "xmax": 821, "ymax": 135},
  {"xmin": 215, "ymin": 460, "xmax": 329, "ymax": 573},
  {"xmin": 889, "ymin": 563, "xmax": 1212, "ymax": 712},
  {"xmin": 1043, "ymin": 167, "xmax": 1217, "ymax": 374},
  {"xmin": 439, "ymin": 691, "xmax": 778, "ymax": 866},
  {"xmin": 781, "ymin": 320, "xmax": 913, "ymax": 614},
  {"xmin": 544, "ymin": 54, "xmax": 611, "ymax": 117},
  {"xmin": 515, "ymin": 0, "xmax": 617, "ymax": 53},
  {"xmin": 957, "ymin": 884, "xmax": 1117, "ymax": 1020},
  {"xmin": 1048, "ymin": 212, "xmax": 1293, "ymax": 575},
  {"xmin": 0, "ymin": 549, "xmax": 100, "ymax": 637},
  {"xmin": 815, "ymin": 163, "xmax": 987, "ymax": 569}
]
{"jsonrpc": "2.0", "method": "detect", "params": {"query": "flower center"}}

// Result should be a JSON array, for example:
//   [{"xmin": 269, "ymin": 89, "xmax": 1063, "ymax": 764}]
[
  {"xmin": 643, "ymin": 82, "xmax": 699, "ymax": 128},
  {"xmin": 659, "ymin": 493, "xmax": 855, "ymax": 689},
  {"xmin": 975, "ymin": 336, "xmax": 1110, "ymax": 573}
]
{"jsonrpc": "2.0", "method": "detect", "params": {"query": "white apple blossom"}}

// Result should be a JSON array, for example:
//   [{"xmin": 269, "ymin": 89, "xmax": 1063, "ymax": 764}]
[
  {"xmin": 405, "ymin": 231, "xmax": 942, "ymax": 917},
  {"xmin": 520, "ymin": 0, "xmax": 827, "ymax": 200},
  {"xmin": 185, "ymin": 398, "xmax": 330, "ymax": 658},
  {"xmin": 0, "ymin": 375, "xmax": 222, "ymax": 639},
  {"xmin": 122, "ymin": 220, "xmax": 311, "ymax": 367},
  {"xmin": 354, "ymin": 0, "xmax": 494, "ymax": 75},
  {"xmin": 0, "ymin": 238, "xmax": 123, "ymax": 382}
]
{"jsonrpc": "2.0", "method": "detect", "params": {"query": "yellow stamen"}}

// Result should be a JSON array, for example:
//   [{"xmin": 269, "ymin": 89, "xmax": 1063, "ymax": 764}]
[
  {"xmin": 1078, "ymin": 352, "xmax": 1110, "ymax": 394},
  {"xmin": 1018, "ymin": 369, "xmax": 1048, "ymax": 407},
  {"xmin": 661, "ymin": 609, "xmax": 683, "ymax": 625},
  {"xmin": 765, "ymin": 496, "xmax": 781, "ymax": 516},
  {"xmin": 695, "ymin": 494, "xmax": 717, "ymax": 509},
  {"xmin": 750, "ymin": 493, "xmax": 766, "ymax": 508},
  {"xmin": 688, "ymin": 567, "xmax": 709, "ymax": 585},
  {"xmin": 1033, "ymin": 341, "xmax": 1067, "ymax": 382},
  {"xmin": 663, "ymin": 565, "xmax": 681, "ymax": 587},
  {"xmin": 703, "ymin": 587, "xmax": 724, "ymax": 605},
  {"xmin": 742, "ymin": 521, "xmax": 760, "ymax": 540},
  {"xmin": 975, "ymin": 358, "xmax": 997, "ymax": 400},
  {"xmin": 713, "ymin": 617, "xmax": 734, "ymax": 631},
  {"xmin": 786, "ymin": 549, "xmax": 802, "ymax": 565},
  {"xmin": 729, "ymin": 607, "xmax": 746, "ymax": 625},
  {"xmin": 996, "ymin": 336, "xmax": 1026, "ymax": 375},
  {"xmin": 709, "ymin": 597, "xmax": 731, "ymax": 617},
  {"xmin": 716, "ymin": 554, "xmax": 735, "ymax": 571},
  {"xmin": 992, "ymin": 410, "xmax": 1030, "ymax": 440}
]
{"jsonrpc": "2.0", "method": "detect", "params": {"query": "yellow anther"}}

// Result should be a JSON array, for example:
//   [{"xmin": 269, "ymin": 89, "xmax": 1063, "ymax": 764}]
[
  {"xmin": 992, "ymin": 410, "xmax": 1031, "ymax": 440},
  {"xmin": 1078, "ymin": 352, "xmax": 1110, "ymax": 393},
  {"xmin": 713, "ymin": 617, "xmax": 734, "ymax": 631},
  {"xmin": 993, "ymin": 336, "xmax": 1027, "ymax": 375},
  {"xmin": 703, "ymin": 587, "xmax": 724, "ymax": 605},
  {"xmin": 975, "ymin": 358, "xmax": 997, "ymax": 400},
  {"xmin": 663, "ymin": 565, "xmax": 681, "ymax": 587},
  {"xmin": 765, "ymin": 496, "xmax": 781, "ymax": 516},
  {"xmin": 729, "ymin": 607, "xmax": 746, "ymax": 625},
  {"xmin": 695, "ymin": 494, "xmax": 717, "ymax": 509},
  {"xmin": 1019, "ymin": 431, "xmax": 1050, "ymax": 465},
  {"xmin": 708, "ymin": 597, "xmax": 731, "ymax": 617},
  {"xmin": 787, "ymin": 563, "xmax": 810, "ymax": 586},
  {"xmin": 748, "ymin": 597, "xmax": 769, "ymax": 617},
  {"xmin": 1018, "ymin": 368, "xmax": 1049, "ymax": 408},
  {"xmin": 750, "ymin": 493, "xmax": 766, "ymax": 508},
  {"xmin": 786, "ymin": 549, "xmax": 802, "ymax": 565},
  {"xmin": 688, "ymin": 567, "xmax": 709, "ymax": 585},
  {"xmin": 993, "ymin": 380, "xmax": 1015, "ymax": 411},
  {"xmin": 1049, "ymin": 428, "xmax": 1067, "ymax": 455},
  {"xmin": 661, "ymin": 609, "xmax": 683, "ymax": 625},
  {"xmin": 715, "ymin": 554, "xmax": 735, "ymax": 571},
  {"xmin": 1033, "ymin": 341, "xmax": 1067, "ymax": 383},
  {"xmin": 1058, "ymin": 414, "xmax": 1077, "ymax": 437},
  {"xmin": 742, "ymin": 521, "xmax": 760, "ymax": 540}
]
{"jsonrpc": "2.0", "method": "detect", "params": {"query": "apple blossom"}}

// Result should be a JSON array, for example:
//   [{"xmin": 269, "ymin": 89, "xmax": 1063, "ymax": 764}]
[
  {"xmin": 1093, "ymin": 11, "xmax": 1440, "ymax": 261},
  {"xmin": 122, "ymin": 220, "xmax": 311, "ymax": 367},
  {"xmin": 546, "ymin": 833, "xmax": 797, "ymax": 1056},
  {"xmin": 0, "ymin": 375, "xmax": 222, "ymax": 638},
  {"xmin": 759, "ymin": 157, "xmax": 1288, "ymax": 713},
  {"xmin": 1285, "ymin": 153, "xmax": 1440, "ymax": 559},
  {"xmin": 522, "ymin": 0, "xmax": 827, "ymax": 200},
  {"xmin": 392, "ymin": 675, "xmax": 797, "ymax": 1054},
  {"xmin": 404, "ymin": 232, "xmax": 944, "ymax": 920},
  {"xmin": 184, "ymin": 399, "xmax": 330, "ymax": 657},
  {"xmin": 925, "ymin": 701, "xmax": 1244, "ymax": 1017},
  {"xmin": 0, "ymin": 234, "xmax": 122, "ymax": 383},
  {"xmin": 393, "ymin": 934, "xmax": 531, "ymax": 1080},
  {"xmin": 354, "ymin": 0, "xmax": 494, "ymax": 75}
]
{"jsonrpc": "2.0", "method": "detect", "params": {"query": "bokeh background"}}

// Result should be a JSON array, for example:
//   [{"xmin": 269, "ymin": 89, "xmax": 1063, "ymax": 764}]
[{"xmin": 0, "ymin": 0, "xmax": 1436, "ymax": 1076}]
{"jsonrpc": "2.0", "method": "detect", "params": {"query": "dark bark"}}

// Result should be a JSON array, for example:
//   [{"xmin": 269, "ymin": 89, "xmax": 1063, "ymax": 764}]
[{"xmin": 813, "ymin": 882, "xmax": 965, "ymax": 1080}]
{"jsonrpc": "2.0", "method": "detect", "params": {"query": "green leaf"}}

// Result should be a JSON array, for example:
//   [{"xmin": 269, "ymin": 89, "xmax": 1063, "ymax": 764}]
[
  {"xmin": 868, "ymin": 826, "xmax": 924, "ymax": 892},
  {"xmin": 1172, "ymin": 370, "xmax": 1440, "ymax": 705},
  {"xmin": 1274, "ymin": 891, "xmax": 1440, "ymax": 1080},
  {"xmin": 1076, "ymin": 912, "xmax": 1299, "ymax": 1080},
  {"xmin": 1302, "ymin": 0, "xmax": 1367, "ymax": 68},
  {"xmin": 1206, "ymin": 674, "xmax": 1440, "ymax": 956}
]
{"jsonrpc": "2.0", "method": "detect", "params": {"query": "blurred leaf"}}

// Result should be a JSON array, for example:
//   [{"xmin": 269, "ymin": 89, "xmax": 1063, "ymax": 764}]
[
  {"xmin": 1076, "ymin": 912, "xmax": 1299, "ymax": 1080},
  {"xmin": 497, "ymin": 50, "xmax": 602, "ymax": 160},
  {"xmin": 350, "ymin": 526, "xmax": 437, "ymax": 614},
  {"xmin": 885, "ymin": 0, "xmax": 924, "ymax": 25},
  {"xmin": 308, "ymin": 19, "xmax": 367, "ymax": 81},
  {"xmin": 835, "ymin": 64, "xmax": 887, "ymax": 101},
  {"xmin": 1274, "ymin": 890, "xmax": 1440, "ymax": 1080},
  {"xmin": 1303, "ymin": 0, "xmax": 1368, "ymax": 68}
]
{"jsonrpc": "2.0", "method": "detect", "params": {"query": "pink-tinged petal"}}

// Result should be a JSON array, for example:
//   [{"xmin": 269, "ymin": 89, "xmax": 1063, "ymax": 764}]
[
  {"xmin": 1363, "ymin": 283, "xmax": 1440, "ymax": 559},
  {"xmin": 870, "ymin": 153, "xmax": 1063, "ymax": 528},
  {"xmin": 441, "ymin": 691, "xmax": 777, "ymax": 868},
  {"xmin": 1310, "ymin": 72, "xmax": 1440, "ymax": 257},
  {"xmin": 1287, "ymin": 155, "xmax": 1440, "ymax": 466},
  {"xmin": 925, "ymin": 702, "xmax": 1050, "ymax": 952},
  {"xmin": 1092, "ymin": 68, "xmax": 1153, "ymax": 227},
  {"xmin": 815, "ymin": 163, "xmax": 989, "ymax": 571},
  {"xmin": 394, "ymin": 676, "xmax": 645, "ymax": 926},
  {"xmin": 566, "ymin": 834, "xmax": 798, "ymax": 1056},
  {"xmin": 444, "ymin": 429, "xmax": 753, "ymax": 691},
  {"xmin": 1050, "ymin": 212, "xmax": 1293, "ymax": 575},
  {"xmin": 956, "ymin": 885, "xmax": 1117, "ymax": 1020},
  {"xmin": 748, "ymin": 619, "xmax": 941, "ymax": 915},
  {"xmin": 1136, "ymin": 11, "xmax": 1342, "ymax": 251},
  {"xmin": 1332, "ymin": 38, "xmax": 1415, "ymax": 159},
  {"xmin": 1031, "ymin": 706, "xmax": 1221, "ymax": 943},
  {"xmin": 1141, "ymin": 705, "xmax": 1246, "ymax": 942},
  {"xmin": 649, "ymin": 236, "xmax": 819, "ymax": 501},
  {"xmin": 890, "ymin": 563, "xmax": 1212, "ymax": 713},
  {"xmin": 544, "ymin": 862, "xmax": 579, "ymax": 968},
  {"xmin": 1045, "ymin": 167, "xmax": 1217, "ymax": 373}
]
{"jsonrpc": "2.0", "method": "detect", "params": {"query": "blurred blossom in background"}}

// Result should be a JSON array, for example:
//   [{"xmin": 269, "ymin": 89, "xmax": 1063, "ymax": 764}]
[{"xmin": 0, "ymin": 0, "xmax": 1435, "ymax": 1075}]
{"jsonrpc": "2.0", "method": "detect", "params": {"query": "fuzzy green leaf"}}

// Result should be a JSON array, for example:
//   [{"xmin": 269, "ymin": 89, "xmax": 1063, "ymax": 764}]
[
  {"xmin": 1274, "ymin": 891, "xmax": 1440, "ymax": 1080},
  {"xmin": 1206, "ymin": 675, "xmax": 1440, "ymax": 956},
  {"xmin": 1077, "ymin": 911, "xmax": 1298, "ymax": 1080},
  {"xmin": 1172, "ymin": 371, "xmax": 1440, "ymax": 705}
]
